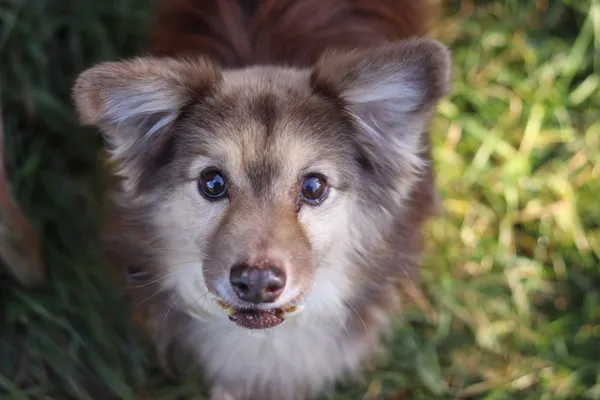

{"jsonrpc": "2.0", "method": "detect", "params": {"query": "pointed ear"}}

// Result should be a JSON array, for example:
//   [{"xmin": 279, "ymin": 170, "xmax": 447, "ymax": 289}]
[
  {"xmin": 311, "ymin": 38, "xmax": 451, "ymax": 181},
  {"xmin": 72, "ymin": 56, "xmax": 222, "ymax": 191}
]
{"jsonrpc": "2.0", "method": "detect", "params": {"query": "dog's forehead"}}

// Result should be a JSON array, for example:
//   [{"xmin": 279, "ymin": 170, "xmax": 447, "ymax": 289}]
[{"xmin": 179, "ymin": 68, "xmax": 355, "ymax": 193}]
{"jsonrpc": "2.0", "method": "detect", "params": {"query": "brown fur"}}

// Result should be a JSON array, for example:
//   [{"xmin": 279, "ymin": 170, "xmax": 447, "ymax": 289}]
[
  {"xmin": 71, "ymin": 1, "xmax": 451, "ymax": 399},
  {"xmin": 151, "ymin": 0, "xmax": 439, "ymax": 66}
]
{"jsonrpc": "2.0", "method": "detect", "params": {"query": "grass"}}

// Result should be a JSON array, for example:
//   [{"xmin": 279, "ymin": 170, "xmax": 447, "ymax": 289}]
[{"xmin": 1, "ymin": 0, "xmax": 599, "ymax": 398}]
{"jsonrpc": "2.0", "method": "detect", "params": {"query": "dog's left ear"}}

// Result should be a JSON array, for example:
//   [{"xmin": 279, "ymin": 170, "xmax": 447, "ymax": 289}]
[
  {"xmin": 311, "ymin": 38, "xmax": 451, "ymax": 179},
  {"xmin": 72, "ymin": 56, "xmax": 222, "ymax": 192}
]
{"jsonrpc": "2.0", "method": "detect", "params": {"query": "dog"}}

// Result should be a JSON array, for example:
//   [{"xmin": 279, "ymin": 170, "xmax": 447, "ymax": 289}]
[{"xmin": 71, "ymin": 0, "xmax": 451, "ymax": 398}]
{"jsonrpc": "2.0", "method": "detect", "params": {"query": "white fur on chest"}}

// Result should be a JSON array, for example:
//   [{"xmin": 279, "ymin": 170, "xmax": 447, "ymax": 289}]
[{"xmin": 187, "ymin": 312, "xmax": 370, "ymax": 400}]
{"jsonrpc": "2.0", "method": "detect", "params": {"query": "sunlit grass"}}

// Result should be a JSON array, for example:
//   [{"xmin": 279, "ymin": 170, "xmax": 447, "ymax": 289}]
[{"xmin": 1, "ymin": 0, "xmax": 598, "ymax": 399}]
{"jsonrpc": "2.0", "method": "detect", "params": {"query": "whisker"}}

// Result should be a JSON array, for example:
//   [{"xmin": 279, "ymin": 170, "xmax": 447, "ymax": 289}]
[
  {"xmin": 338, "ymin": 293, "xmax": 367, "ymax": 337},
  {"xmin": 134, "ymin": 285, "xmax": 168, "ymax": 309},
  {"xmin": 178, "ymin": 276, "xmax": 210, "ymax": 308},
  {"xmin": 192, "ymin": 290, "xmax": 212, "ymax": 309},
  {"xmin": 164, "ymin": 295, "xmax": 180, "ymax": 321},
  {"xmin": 128, "ymin": 261, "xmax": 203, "ymax": 287},
  {"xmin": 150, "ymin": 247, "xmax": 210, "ymax": 257},
  {"xmin": 192, "ymin": 276, "xmax": 213, "ymax": 306},
  {"xmin": 329, "ymin": 299, "xmax": 351, "ymax": 340},
  {"xmin": 129, "ymin": 269, "xmax": 184, "ymax": 288},
  {"xmin": 164, "ymin": 260, "xmax": 205, "ymax": 268},
  {"xmin": 317, "ymin": 265, "xmax": 364, "ymax": 279}
]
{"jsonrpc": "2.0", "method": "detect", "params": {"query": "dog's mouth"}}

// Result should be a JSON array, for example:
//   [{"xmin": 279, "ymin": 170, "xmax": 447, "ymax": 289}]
[{"xmin": 216, "ymin": 300, "xmax": 301, "ymax": 330}]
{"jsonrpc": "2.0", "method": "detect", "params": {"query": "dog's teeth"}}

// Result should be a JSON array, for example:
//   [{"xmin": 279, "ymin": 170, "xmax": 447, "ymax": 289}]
[
  {"xmin": 216, "ymin": 300, "xmax": 231, "ymax": 310},
  {"xmin": 284, "ymin": 304, "xmax": 304, "ymax": 317}
]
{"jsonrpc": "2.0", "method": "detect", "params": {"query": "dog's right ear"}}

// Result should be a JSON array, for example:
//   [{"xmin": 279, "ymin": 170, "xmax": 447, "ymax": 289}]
[
  {"xmin": 72, "ymin": 57, "xmax": 222, "ymax": 190},
  {"xmin": 311, "ymin": 38, "xmax": 451, "ymax": 187}
]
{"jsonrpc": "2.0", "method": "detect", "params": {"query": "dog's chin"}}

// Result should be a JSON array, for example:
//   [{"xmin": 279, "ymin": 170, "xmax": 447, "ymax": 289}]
[{"xmin": 215, "ymin": 300, "xmax": 305, "ymax": 330}]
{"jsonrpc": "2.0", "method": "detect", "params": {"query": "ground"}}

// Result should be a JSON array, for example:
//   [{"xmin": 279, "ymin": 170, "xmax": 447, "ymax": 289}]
[{"xmin": 1, "ymin": 0, "xmax": 599, "ymax": 399}]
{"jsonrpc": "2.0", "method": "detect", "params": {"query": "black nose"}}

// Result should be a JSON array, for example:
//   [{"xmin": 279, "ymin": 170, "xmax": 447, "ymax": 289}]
[{"xmin": 229, "ymin": 262, "xmax": 286, "ymax": 304}]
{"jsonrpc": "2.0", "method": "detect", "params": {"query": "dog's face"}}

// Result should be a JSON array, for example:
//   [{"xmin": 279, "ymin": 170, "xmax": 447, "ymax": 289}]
[{"xmin": 72, "ymin": 39, "xmax": 451, "ymax": 330}]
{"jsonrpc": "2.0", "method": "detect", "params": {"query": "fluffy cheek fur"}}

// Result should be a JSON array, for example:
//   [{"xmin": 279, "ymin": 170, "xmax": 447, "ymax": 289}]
[
  {"xmin": 297, "ymin": 192, "xmax": 358, "ymax": 322},
  {"xmin": 152, "ymin": 181, "xmax": 229, "ymax": 320}
]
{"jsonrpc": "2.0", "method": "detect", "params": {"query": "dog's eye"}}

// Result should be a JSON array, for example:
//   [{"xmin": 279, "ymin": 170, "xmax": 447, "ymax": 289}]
[
  {"xmin": 198, "ymin": 169, "xmax": 228, "ymax": 200},
  {"xmin": 300, "ymin": 174, "xmax": 329, "ymax": 205}
]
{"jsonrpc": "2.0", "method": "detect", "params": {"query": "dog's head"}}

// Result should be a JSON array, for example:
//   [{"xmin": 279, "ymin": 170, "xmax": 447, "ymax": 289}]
[{"xmin": 72, "ymin": 39, "xmax": 451, "ymax": 331}]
